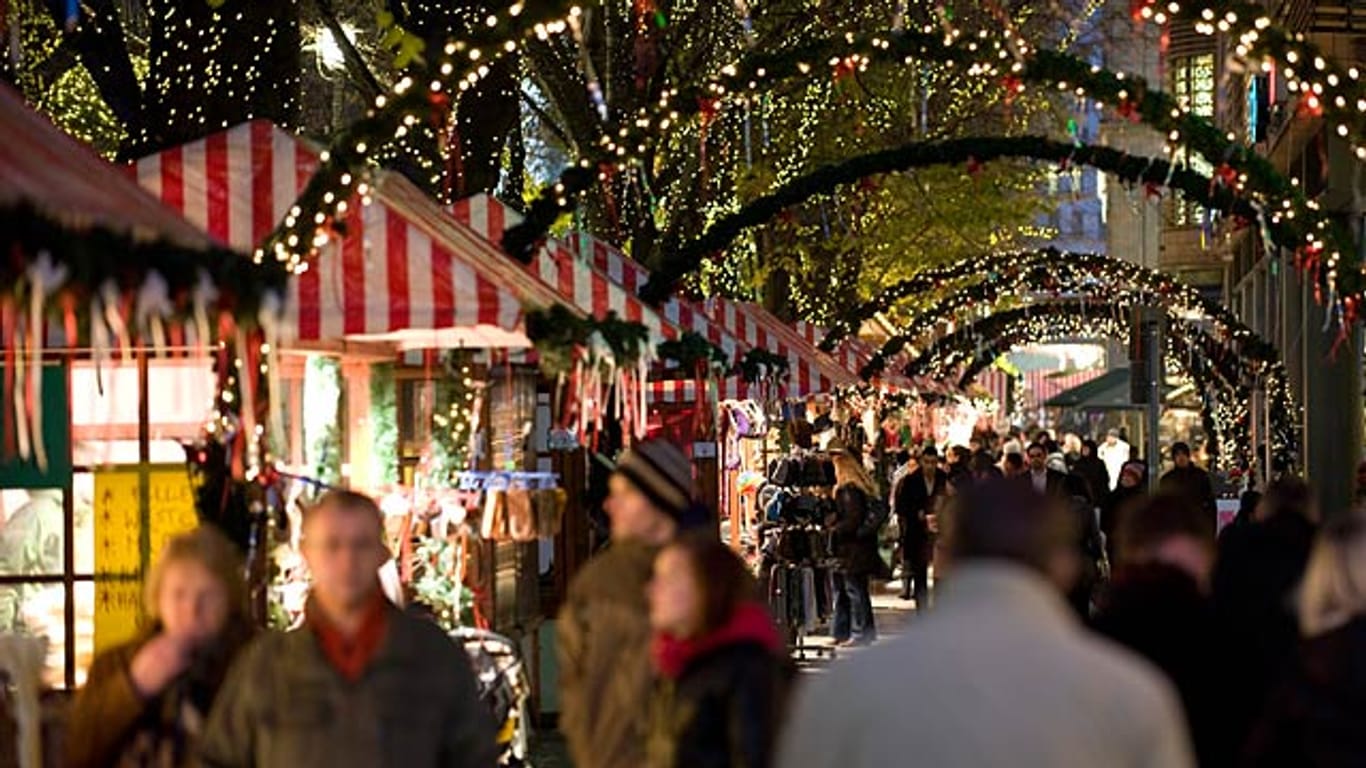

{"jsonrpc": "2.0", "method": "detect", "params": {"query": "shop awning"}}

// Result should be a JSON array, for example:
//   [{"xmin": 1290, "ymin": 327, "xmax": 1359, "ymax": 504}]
[
  {"xmin": 1044, "ymin": 367, "xmax": 1140, "ymax": 409},
  {"xmin": 1028, "ymin": 367, "xmax": 1109, "ymax": 406},
  {"xmin": 134, "ymin": 121, "xmax": 571, "ymax": 349},
  {"xmin": 453, "ymin": 197, "xmax": 747, "ymax": 404},
  {"xmin": 0, "ymin": 84, "xmax": 224, "ymax": 253}
]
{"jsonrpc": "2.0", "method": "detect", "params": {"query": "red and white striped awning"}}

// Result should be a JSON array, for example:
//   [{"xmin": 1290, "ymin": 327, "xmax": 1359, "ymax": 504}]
[
  {"xmin": 1025, "ymin": 367, "xmax": 1105, "ymax": 405},
  {"xmin": 452, "ymin": 197, "xmax": 742, "ymax": 404},
  {"xmin": 134, "ymin": 121, "xmax": 570, "ymax": 349},
  {"xmin": 558, "ymin": 225, "xmax": 854, "ymax": 396},
  {"xmin": 451, "ymin": 194, "xmax": 856, "ymax": 398}
]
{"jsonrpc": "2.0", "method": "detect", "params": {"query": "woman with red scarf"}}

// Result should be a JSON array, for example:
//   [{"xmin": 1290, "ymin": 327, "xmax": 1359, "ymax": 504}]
[{"xmin": 646, "ymin": 531, "xmax": 791, "ymax": 768}]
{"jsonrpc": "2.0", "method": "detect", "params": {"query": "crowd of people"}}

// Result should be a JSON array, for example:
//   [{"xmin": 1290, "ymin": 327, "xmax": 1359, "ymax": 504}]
[{"xmin": 51, "ymin": 431, "xmax": 1366, "ymax": 767}]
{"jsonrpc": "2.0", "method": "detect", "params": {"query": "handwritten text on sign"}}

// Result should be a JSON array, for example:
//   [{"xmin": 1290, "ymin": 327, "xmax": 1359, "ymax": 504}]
[{"xmin": 92, "ymin": 466, "xmax": 198, "ymax": 651}]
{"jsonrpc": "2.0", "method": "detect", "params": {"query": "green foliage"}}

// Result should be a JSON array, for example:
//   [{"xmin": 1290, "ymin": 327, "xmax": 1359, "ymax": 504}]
[
  {"xmin": 304, "ymin": 355, "xmax": 343, "ymax": 487},
  {"xmin": 410, "ymin": 535, "xmax": 471, "ymax": 631},
  {"xmin": 427, "ymin": 351, "xmax": 478, "ymax": 488},
  {"xmin": 657, "ymin": 331, "xmax": 731, "ymax": 374},
  {"xmin": 737, "ymin": 348, "xmax": 790, "ymax": 384},
  {"xmin": 525, "ymin": 305, "xmax": 652, "ymax": 376},
  {"xmin": 369, "ymin": 363, "xmax": 399, "ymax": 486}
]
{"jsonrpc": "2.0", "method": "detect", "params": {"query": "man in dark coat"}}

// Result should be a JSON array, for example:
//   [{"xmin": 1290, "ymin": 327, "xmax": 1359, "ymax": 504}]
[
  {"xmin": 892, "ymin": 447, "xmax": 947, "ymax": 604},
  {"xmin": 1212, "ymin": 477, "xmax": 1317, "ymax": 762},
  {"xmin": 1023, "ymin": 442, "xmax": 1069, "ymax": 498},
  {"xmin": 199, "ymin": 490, "xmax": 497, "ymax": 768},
  {"xmin": 1092, "ymin": 494, "xmax": 1232, "ymax": 767},
  {"xmin": 1160, "ymin": 442, "xmax": 1217, "ymax": 531},
  {"xmin": 1074, "ymin": 439, "xmax": 1112, "ymax": 506}
]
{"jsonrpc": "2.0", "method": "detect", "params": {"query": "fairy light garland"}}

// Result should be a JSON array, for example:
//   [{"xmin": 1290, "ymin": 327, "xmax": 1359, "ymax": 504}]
[
  {"xmin": 259, "ymin": 0, "xmax": 583, "ymax": 271},
  {"xmin": 497, "ymin": 1, "xmax": 1363, "ymax": 320},
  {"xmin": 827, "ymin": 248, "xmax": 1267, "ymax": 351},
  {"xmin": 894, "ymin": 299, "xmax": 1298, "ymax": 472},
  {"xmin": 636, "ymin": 136, "xmax": 1322, "ymax": 304}
]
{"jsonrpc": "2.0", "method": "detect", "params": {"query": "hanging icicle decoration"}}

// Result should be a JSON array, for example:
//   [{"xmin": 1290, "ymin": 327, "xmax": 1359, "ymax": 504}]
[
  {"xmin": 100, "ymin": 281, "xmax": 131, "ymax": 371},
  {"xmin": 892, "ymin": 0, "xmax": 908, "ymax": 32},
  {"xmin": 235, "ymin": 329, "xmax": 258, "ymax": 471},
  {"xmin": 259, "ymin": 292, "xmax": 285, "ymax": 458},
  {"xmin": 135, "ymin": 271, "xmax": 172, "ymax": 358},
  {"xmin": 24, "ymin": 252, "xmax": 68, "ymax": 471},
  {"xmin": 12, "ymin": 311, "xmax": 29, "ymax": 465},
  {"xmin": 192, "ymin": 270, "xmax": 219, "ymax": 362}
]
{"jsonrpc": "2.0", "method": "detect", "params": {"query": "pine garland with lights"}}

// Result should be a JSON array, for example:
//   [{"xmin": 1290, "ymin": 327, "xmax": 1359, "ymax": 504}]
[
  {"xmin": 524, "ymin": 304, "xmax": 652, "ymax": 377},
  {"xmin": 258, "ymin": 0, "xmax": 583, "ymax": 269},
  {"xmin": 826, "ymin": 248, "xmax": 1262, "ymax": 351},
  {"xmin": 737, "ymin": 348, "xmax": 790, "ymax": 385},
  {"xmin": 656, "ymin": 331, "xmax": 731, "ymax": 375},
  {"xmin": 492, "ymin": 0, "xmax": 1364, "ymax": 320},
  {"xmin": 1, "ymin": 202, "xmax": 289, "ymax": 330},
  {"xmin": 638, "ymin": 136, "xmax": 1323, "ymax": 303}
]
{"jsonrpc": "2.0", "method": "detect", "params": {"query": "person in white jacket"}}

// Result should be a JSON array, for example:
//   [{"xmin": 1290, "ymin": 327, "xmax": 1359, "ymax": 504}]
[
  {"xmin": 775, "ymin": 481, "xmax": 1194, "ymax": 768},
  {"xmin": 1098, "ymin": 428, "xmax": 1133, "ymax": 490}
]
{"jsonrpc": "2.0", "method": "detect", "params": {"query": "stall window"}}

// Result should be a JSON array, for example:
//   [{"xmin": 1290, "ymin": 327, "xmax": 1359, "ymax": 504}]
[{"xmin": 1, "ymin": 356, "xmax": 212, "ymax": 687}]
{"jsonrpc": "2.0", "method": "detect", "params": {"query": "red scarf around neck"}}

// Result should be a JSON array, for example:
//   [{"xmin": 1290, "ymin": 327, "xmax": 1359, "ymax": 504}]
[
  {"xmin": 307, "ymin": 591, "xmax": 390, "ymax": 682},
  {"xmin": 652, "ymin": 602, "xmax": 782, "ymax": 680}
]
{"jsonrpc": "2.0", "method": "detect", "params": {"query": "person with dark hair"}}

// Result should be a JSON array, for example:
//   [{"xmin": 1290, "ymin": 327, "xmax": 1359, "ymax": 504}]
[
  {"xmin": 646, "ymin": 532, "xmax": 790, "ymax": 768},
  {"xmin": 1024, "ymin": 442, "xmax": 1068, "ymax": 497},
  {"xmin": 1212, "ymin": 476, "xmax": 1318, "ymax": 760},
  {"xmin": 947, "ymin": 445, "xmax": 972, "ymax": 486},
  {"xmin": 1074, "ymin": 439, "xmax": 1112, "ymax": 506},
  {"xmin": 891, "ymin": 445, "xmax": 947, "ymax": 605},
  {"xmin": 557, "ymin": 439, "xmax": 707, "ymax": 768},
  {"xmin": 969, "ymin": 450, "xmax": 1005, "ymax": 484},
  {"xmin": 1160, "ymin": 442, "xmax": 1217, "ymax": 531},
  {"xmin": 1003, "ymin": 451, "xmax": 1026, "ymax": 477},
  {"xmin": 1218, "ymin": 489, "xmax": 1262, "ymax": 546},
  {"xmin": 199, "ymin": 490, "xmax": 496, "ymax": 767},
  {"xmin": 1092, "ymin": 495, "xmax": 1230, "ymax": 767},
  {"xmin": 69, "ymin": 527, "xmax": 254, "ymax": 768},
  {"xmin": 776, "ymin": 481, "xmax": 1193, "ymax": 767}
]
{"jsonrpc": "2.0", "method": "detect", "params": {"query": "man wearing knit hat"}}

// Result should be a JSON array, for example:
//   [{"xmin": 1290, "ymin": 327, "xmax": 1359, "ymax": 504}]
[{"xmin": 557, "ymin": 439, "xmax": 703, "ymax": 768}]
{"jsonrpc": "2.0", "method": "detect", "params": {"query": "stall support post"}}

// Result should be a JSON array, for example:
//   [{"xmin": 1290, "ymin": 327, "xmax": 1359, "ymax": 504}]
[
  {"xmin": 1144, "ymin": 320, "xmax": 1162, "ymax": 491},
  {"xmin": 692, "ymin": 441, "xmax": 720, "ymax": 534},
  {"xmin": 342, "ymin": 360, "xmax": 374, "ymax": 490}
]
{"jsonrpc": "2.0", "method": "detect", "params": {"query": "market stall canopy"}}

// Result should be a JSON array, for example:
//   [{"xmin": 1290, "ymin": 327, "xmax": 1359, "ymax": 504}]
[
  {"xmin": 0, "ymin": 84, "xmax": 285, "ymax": 335},
  {"xmin": 453, "ymin": 197, "xmax": 750, "ymax": 403},
  {"xmin": 0, "ymin": 84, "xmax": 223, "ymax": 252},
  {"xmin": 1044, "ymin": 367, "xmax": 1186, "ymax": 410},
  {"xmin": 1027, "ymin": 366, "xmax": 1108, "ymax": 406},
  {"xmin": 133, "ymin": 121, "xmax": 572, "ymax": 350},
  {"xmin": 500, "ymin": 213, "xmax": 854, "ymax": 398},
  {"xmin": 450, "ymin": 197, "xmax": 690, "ymax": 352}
]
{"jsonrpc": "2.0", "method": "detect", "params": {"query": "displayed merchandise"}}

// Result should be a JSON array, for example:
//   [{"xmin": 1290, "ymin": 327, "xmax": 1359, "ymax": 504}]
[{"xmin": 455, "ymin": 628, "xmax": 533, "ymax": 767}]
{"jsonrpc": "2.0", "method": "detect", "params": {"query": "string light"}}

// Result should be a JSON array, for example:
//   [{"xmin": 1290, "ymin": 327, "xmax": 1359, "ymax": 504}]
[{"xmin": 258, "ymin": 0, "xmax": 583, "ymax": 271}]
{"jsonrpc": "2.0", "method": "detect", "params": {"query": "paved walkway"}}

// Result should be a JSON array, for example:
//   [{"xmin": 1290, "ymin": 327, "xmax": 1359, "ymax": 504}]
[{"xmin": 526, "ymin": 579, "xmax": 921, "ymax": 765}]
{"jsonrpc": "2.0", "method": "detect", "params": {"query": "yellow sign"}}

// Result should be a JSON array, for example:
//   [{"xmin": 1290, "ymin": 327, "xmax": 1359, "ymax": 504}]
[{"xmin": 92, "ymin": 466, "xmax": 198, "ymax": 652}]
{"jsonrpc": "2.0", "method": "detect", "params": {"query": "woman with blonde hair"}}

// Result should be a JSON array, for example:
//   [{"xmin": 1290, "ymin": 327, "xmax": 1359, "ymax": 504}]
[
  {"xmin": 1245, "ymin": 512, "xmax": 1366, "ymax": 766},
  {"xmin": 67, "ymin": 526, "xmax": 253, "ymax": 768},
  {"xmin": 827, "ymin": 445, "xmax": 881, "ymax": 646}
]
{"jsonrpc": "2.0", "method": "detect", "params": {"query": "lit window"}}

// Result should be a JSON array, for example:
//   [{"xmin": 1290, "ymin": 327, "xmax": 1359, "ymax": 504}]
[{"xmin": 1166, "ymin": 54, "xmax": 1216, "ymax": 228}]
